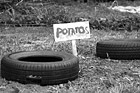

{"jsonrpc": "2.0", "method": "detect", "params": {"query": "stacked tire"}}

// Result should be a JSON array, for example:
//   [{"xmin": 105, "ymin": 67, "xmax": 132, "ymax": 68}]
[
  {"xmin": 96, "ymin": 39, "xmax": 140, "ymax": 60},
  {"xmin": 1, "ymin": 51, "xmax": 79, "ymax": 85}
]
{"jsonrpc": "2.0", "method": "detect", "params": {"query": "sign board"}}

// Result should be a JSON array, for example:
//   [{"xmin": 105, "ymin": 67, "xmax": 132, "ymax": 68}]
[{"xmin": 53, "ymin": 21, "xmax": 90, "ymax": 42}]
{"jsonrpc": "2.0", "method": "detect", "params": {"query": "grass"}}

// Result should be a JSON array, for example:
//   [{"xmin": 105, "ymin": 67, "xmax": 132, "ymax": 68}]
[
  {"xmin": 1, "ymin": 1, "xmax": 140, "ymax": 93},
  {"xmin": 1, "ymin": 0, "xmax": 140, "ymax": 31},
  {"xmin": 0, "ymin": 27, "xmax": 140, "ymax": 93}
]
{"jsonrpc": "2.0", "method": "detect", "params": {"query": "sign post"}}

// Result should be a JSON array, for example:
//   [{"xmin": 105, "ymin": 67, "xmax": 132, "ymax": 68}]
[
  {"xmin": 53, "ymin": 21, "xmax": 90, "ymax": 57},
  {"xmin": 72, "ymin": 39, "xmax": 77, "ymax": 56}
]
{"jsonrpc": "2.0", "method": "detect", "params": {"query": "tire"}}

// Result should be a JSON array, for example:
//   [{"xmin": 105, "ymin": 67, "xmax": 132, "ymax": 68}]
[
  {"xmin": 96, "ymin": 39, "xmax": 140, "ymax": 60},
  {"xmin": 1, "ymin": 51, "xmax": 79, "ymax": 85}
]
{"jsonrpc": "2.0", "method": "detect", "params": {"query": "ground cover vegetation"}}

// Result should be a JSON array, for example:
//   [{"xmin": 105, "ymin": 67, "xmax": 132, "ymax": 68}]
[
  {"xmin": 0, "ymin": 0, "xmax": 140, "ymax": 93},
  {"xmin": 0, "ymin": 0, "xmax": 140, "ymax": 31}
]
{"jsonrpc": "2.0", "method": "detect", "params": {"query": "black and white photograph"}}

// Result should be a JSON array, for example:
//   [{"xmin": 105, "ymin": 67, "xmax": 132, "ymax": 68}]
[{"xmin": 0, "ymin": 0, "xmax": 140, "ymax": 93}]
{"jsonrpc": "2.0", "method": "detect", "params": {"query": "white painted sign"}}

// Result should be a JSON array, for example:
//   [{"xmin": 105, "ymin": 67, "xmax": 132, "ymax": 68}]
[{"xmin": 53, "ymin": 21, "xmax": 90, "ymax": 42}]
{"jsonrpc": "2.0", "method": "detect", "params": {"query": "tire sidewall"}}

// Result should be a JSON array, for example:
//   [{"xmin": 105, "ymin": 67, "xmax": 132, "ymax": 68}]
[{"xmin": 1, "ymin": 51, "xmax": 79, "ymax": 70}]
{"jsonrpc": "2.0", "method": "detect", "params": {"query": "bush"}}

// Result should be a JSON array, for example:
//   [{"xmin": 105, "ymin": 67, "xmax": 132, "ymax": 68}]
[
  {"xmin": 12, "ymin": 4, "xmax": 73, "ymax": 26},
  {"xmin": 89, "ymin": 15, "xmax": 140, "ymax": 31},
  {"xmin": 1, "ymin": 1, "xmax": 140, "ymax": 32}
]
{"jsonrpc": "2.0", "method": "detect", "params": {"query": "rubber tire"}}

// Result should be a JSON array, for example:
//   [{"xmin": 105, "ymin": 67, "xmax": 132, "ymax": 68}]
[
  {"xmin": 1, "ymin": 51, "xmax": 79, "ymax": 85},
  {"xmin": 96, "ymin": 39, "xmax": 140, "ymax": 60}
]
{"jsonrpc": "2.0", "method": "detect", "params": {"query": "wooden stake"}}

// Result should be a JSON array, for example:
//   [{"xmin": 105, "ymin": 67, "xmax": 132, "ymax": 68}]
[{"xmin": 72, "ymin": 40, "xmax": 77, "ymax": 57}]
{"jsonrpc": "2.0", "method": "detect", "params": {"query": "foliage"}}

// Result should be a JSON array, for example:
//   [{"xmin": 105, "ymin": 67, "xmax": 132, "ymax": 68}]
[
  {"xmin": 89, "ymin": 15, "xmax": 140, "ymax": 32},
  {"xmin": 0, "ymin": 3, "xmax": 73, "ymax": 26},
  {"xmin": 1, "ymin": 1, "xmax": 140, "ymax": 93},
  {"xmin": 1, "ymin": 1, "xmax": 140, "ymax": 32}
]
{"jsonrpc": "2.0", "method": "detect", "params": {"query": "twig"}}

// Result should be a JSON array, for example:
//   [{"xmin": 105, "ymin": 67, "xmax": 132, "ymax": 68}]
[
  {"xmin": 109, "ymin": 0, "xmax": 118, "ymax": 9},
  {"xmin": 0, "ymin": 0, "xmax": 24, "ymax": 15},
  {"xmin": 16, "ymin": 0, "xmax": 24, "ymax": 6}
]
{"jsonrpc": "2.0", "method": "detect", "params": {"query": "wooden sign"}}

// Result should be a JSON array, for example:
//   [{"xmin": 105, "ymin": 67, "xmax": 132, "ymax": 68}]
[{"xmin": 53, "ymin": 21, "xmax": 90, "ymax": 56}]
